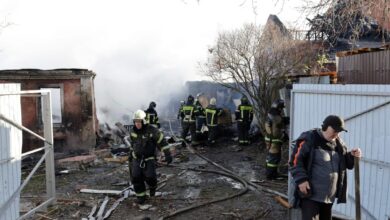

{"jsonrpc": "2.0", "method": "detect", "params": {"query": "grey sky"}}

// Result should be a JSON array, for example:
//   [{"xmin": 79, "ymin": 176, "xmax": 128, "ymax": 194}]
[{"xmin": 0, "ymin": 0, "xmax": 305, "ymax": 123}]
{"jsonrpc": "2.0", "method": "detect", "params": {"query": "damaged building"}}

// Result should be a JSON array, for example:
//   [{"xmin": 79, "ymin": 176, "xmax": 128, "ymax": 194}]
[{"xmin": 0, "ymin": 69, "xmax": 98, "ymax": 153}]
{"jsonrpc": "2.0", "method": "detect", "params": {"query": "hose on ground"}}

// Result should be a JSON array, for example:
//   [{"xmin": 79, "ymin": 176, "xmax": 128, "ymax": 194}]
[{"xmin": 159, "ymin": 164, "xmax": 248, "ymax": 220}]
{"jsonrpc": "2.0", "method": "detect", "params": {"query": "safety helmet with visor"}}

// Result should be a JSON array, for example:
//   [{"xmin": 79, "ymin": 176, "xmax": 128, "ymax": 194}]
[{"xmin": 133, "ymin": 110, "xmax": 146, "ymax": 123}]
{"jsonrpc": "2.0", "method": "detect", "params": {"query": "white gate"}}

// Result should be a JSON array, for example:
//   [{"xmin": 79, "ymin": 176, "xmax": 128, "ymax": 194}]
[
  {"xmin": 0, "ymin": 84, "xmax": 22, "ymax": 220},
  {"xmin": 0, "ymin": 84, "xmax": 56, "ymax": 220},
  {"xmin": 289, "ymin": 84, "xmax": 390, "ymax": 220}
]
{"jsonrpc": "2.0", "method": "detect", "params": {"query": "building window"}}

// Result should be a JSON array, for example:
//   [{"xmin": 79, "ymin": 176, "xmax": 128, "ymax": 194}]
[{"xmin": 40, "ymin": 87, "xmax": 62, "ymax": 124}]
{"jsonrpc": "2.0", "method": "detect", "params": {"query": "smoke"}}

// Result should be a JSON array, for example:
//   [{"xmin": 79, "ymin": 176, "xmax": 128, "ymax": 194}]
[
  {"xmin": 0, "ymin": 0, "xmax": 305, "ymax": 126},
  {"xmin": 93, "ymin": 48, "xmax": 190, "ymax": 124}
]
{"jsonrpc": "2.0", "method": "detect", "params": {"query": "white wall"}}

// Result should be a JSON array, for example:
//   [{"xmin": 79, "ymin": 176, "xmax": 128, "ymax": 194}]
[
  {"xmin": 290, "ymin": 84, "xmax": 390, "ymax": 220},
  {"xmin": 0, "ymin": 84, "xmax": 22, "ymax": 220}
]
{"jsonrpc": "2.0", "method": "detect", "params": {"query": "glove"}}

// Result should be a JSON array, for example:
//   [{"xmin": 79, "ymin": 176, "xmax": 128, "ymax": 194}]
[
  {"xmin": 157, "ymin": 123, "xmax": 161, "ymax": 128},
  {"xmin": 164, "ymin": 153, "xmax": 173, "ymax": 164}
]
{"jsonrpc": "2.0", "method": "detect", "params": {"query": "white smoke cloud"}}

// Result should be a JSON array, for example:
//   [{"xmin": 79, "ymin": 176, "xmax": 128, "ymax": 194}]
[{"xmin": 0, "ymin": 0, "xmax": 305, "ymax": 124}]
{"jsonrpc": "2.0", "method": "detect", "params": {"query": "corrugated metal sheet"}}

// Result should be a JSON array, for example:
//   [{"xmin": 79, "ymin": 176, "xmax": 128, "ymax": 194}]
[
  {"xmin": 337, "ymin": 49, "xmax": 390, "ymax": 84},
  {"xmin": 0, "ymin": 84, "xmax": 22, "ymax": 220},
  {"xmin": 290, "ymin": 84, "xmax": 390, "ymax": 220}
]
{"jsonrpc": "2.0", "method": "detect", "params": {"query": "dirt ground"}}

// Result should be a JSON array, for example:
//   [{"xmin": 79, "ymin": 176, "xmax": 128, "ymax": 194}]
[{"xmin": 20, "ymin": 132, "xmax": 290, "ymax": 220}]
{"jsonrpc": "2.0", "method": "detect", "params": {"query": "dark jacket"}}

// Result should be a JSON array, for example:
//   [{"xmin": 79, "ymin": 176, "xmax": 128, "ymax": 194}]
[
  {"xmin": 235, "ymin": 104, "xmax": 253, "ymax": 123},
  {"xmin": 180, "ymin": 101, "xmax": 198, "ymax": 123},
  {"xmin": 289, "ymin": 129, "xmax": 355, "ymax": 207},
  {"xmin": 205, "ymin": 104, "xmax": 223, "ymax": 126},
  {"xmin": 144, "ymin": 107, "xmax": 159, "ymax": 127},
  {"xmin": 130, "ymin": 124, "xmax": 170, "ymax": 160},
  {"xmin": 195, "ymin": 100, "xmax": 205, "ymax": 117}
]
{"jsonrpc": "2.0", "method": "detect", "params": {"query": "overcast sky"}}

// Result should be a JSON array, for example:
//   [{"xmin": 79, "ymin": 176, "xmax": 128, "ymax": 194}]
[{"xmin": 0, "ymin": 0, "xmax": 306, "ymax": 123}]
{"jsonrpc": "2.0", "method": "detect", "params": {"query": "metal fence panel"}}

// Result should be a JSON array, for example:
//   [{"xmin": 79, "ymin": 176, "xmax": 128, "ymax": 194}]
[
  {"xmin": 0, "ymin": 84, "xmax": 22, "ymax": 220},
  {"xmin": 290, "ymin": 84, "xmax": 390, "ymax": 220},
  {"xmin": 338, "ymin": 50, "xmax": 390, "ymax": 84}
]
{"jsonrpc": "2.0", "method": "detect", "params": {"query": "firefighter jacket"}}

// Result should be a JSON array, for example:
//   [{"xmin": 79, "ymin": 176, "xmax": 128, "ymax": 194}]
[
  {"xmin": 180, "ymin": 103, "xmax": 198, "ymax": 123},
  {"xmin": 144, "ymin": 107, "xmax": 160, "ymax": 127},
  {"xmin": 289, "ymin": 129, "xmax": 355, "ymax": 207},
  {"xmin": 129, "ymin": 124, "xmax": 171, "ymax": 161},
  {"xmin": 195, "ymin": 100, "xmax": 205, "ymax": 117},
  {"xmin": 205, "ymin": 105, "xmax": 223, "ymax": 126},
  {"xmin": 264, "ymin": 108, "xmax": 285, "ymax": 144},
  {"xmin": 235, "ymin": 104, "xmax": 253, "ymax": 123}
]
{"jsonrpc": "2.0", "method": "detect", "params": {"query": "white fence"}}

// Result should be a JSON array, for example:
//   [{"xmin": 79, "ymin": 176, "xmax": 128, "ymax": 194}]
[
  {"xmin": 0, "ymin": 84, "xmax": 56, "ymax": 220},
  {"xmin": 0, "ymin": 84, "xmax": 22, "ymax": 220},
  {"xmin": 289, "ymin": 84, "xmax": 390, "ymax": 220}
]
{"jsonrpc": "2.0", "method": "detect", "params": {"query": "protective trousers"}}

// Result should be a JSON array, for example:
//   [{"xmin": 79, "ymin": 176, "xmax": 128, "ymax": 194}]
[
  {"xmin": 237, "ymin": 121, "xmax": 250, "ymax": 145},
  {"xmin": 207, "ymin": 125, "xmax": 218, "ymax": 144},
  {"xmin": 265, "ymin": 138, "xmax": 282, "ymax": 179},
  {"xmin": 181, "ymin": 121, "xmax": 197, "ymax": 144},
  {"xmin": 130, "ymin": 159, "xmax": 157, "ymax": 200},
  {"xmin": 195, "ymin": 116, "xmax": 206, "ymax": 133}
]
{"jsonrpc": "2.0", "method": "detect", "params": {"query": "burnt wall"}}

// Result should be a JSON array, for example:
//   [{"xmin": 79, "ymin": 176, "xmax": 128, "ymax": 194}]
[{"xmin": 0, "ymin": 77, "xmax": 96, "ymax": 153}]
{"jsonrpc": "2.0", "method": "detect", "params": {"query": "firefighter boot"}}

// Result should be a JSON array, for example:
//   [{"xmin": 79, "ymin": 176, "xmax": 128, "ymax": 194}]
[
  {"xmin": 149, "ymin": 188, "xmax": 156, "ymax": 197},
  {"xmin": 136, "ymin": 196, "xmax": 146, "ymax": 204}
]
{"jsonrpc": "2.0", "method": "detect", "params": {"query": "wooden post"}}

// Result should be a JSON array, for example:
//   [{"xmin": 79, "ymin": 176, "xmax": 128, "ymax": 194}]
[{"xmin": 354, "ymin": 157, "xmax": 361, "ymax": 220}]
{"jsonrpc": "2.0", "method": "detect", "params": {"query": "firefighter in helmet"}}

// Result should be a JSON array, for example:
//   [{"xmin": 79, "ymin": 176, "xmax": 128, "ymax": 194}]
[
  {"xmin": 194, "ymin": 93, "xmax": 206, "ymax": 138},
  {"xmin": 128, "ymin": 110, "xmax": 172, "ymax": 204},
  {"xmin": 144, "ymin": 101, "xmax": 160, "ymax": 128},
  {"xmin": 179, "ymin": 95, "xmax": 199, "ymax": 145},
  {"xmin": 264, "ymin": 99, "xmax": 288, "ymax": 180},
  {"xmin": 205, "ymin": 97, "xmax": 223, "ymax": 145},
  {"xmin": 235, "ymin": 95, "xmax": 253, "ymax": 145}
]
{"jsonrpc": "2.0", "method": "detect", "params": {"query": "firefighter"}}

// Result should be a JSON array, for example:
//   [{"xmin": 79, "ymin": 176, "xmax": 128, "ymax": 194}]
[
  {"xmin": 264, "ymin": 99, "xmax": 288, "ymax": 180},
  {"xmin": 128, "ymin": 110, "xmax": 172, "ymax": 204},
  {"xmin": 144, "ymin": 101, "xmax": 160, "ymax": 128},
  {"xmin": 177, "ymin": 100, "xmax": 185, "ymax": 119},
  {"xmin": 205, "ymin": 97, "xmax": 223, "ymax": 145},
  {"xmin": 235, "ymin": 95, "xmax": 253, "ymax": 145},
  {"xmin": 179, "ymin": 95, "xmax": 199, "ymax": 145},
  {"xmin": 194, "ymin": 93, "xmax": 206, "ymax": 137}
]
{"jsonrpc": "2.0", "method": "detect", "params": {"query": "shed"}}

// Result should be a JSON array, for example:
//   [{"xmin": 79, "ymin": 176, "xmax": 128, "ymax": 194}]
[
  {"xmin": 289, "ymin": 84, "xmax": 390, "ymax": 220},
  {"xmin": 0, "ymin": 69, "xmax": 98, "ymax": 153}
]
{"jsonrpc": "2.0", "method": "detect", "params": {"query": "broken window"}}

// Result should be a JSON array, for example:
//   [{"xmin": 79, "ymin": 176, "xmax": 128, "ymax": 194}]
[{"xmin": 40, "ymin": 87, "xmax": 63, "ymax": 124}]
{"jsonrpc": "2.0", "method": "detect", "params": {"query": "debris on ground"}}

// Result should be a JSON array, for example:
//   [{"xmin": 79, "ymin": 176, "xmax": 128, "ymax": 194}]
[{"xmin": 21, "ymin": 126, "xmax": 289, "ymax": 219}]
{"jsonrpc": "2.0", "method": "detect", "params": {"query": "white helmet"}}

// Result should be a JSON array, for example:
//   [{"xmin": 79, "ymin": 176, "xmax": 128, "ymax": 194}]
[
  {"xmin": 133, "ymin": 110, "xmax": 146, "ymax": 123},
  {"xmin": 209, "ymin": 97, "xmax": 216, "ymax": 105}
]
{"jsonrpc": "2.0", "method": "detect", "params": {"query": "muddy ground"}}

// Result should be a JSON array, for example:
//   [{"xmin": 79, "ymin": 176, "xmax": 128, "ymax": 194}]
[{"xmin": 20, "ymin": 132, "xmax": 290, "ymax": 220}]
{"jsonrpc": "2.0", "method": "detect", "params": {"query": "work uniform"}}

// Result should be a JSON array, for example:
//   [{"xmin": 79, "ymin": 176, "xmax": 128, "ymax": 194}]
[
  {"xmin": 179, "ymin": 98, "xmax": 198, "ymax": 145},
  {"xmin": 144, "ymin": 107, "xmax": 160, "ymax": 128},
  {"xmin": 264, "ymin": 107, "xmax": 287, "ymax": 179},
  {"xmin": 129, "ymin": 124, "xmax": 171, "ymax": 202},
  {"xmin": 235, "ymin": 101, "xmax": 253, "ymax": 145},
  {"xmin": 195, "ymin": 99, "xmax": 206, "ymax": 136},
  {"xmin": 205, "ymin": 104, "xmax": 223, "ymax": 144}
]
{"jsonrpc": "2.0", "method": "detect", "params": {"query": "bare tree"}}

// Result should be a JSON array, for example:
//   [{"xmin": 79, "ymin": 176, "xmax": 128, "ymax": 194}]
[
  {"xmin": 200, "ymin": 23, "xmax": 316, "ymax": 132},
  {"xmin": 303, "ymin": 0, "xmax": 390, "ymax": 45}
]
